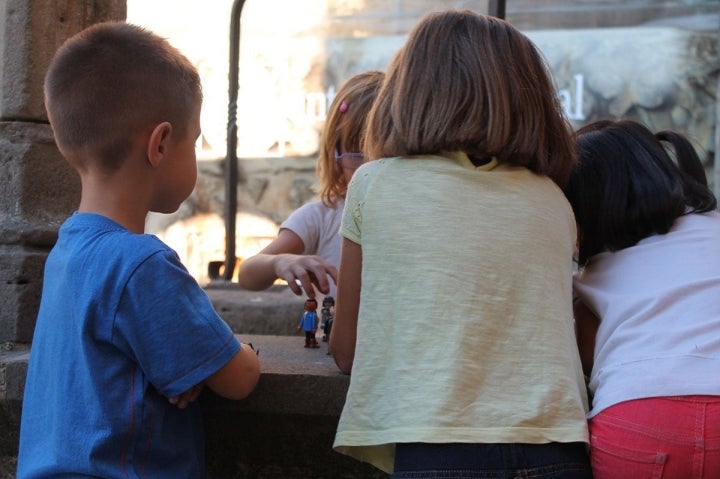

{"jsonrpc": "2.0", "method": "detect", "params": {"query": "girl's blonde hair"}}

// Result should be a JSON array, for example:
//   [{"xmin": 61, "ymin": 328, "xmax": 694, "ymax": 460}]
[
  {"xmin": 316, "ymin": 71, "xmax": 384, "ymax": 205},
  {"xmin": 365, "ymin": 10, "xmax": 576, "ymax": 187}
]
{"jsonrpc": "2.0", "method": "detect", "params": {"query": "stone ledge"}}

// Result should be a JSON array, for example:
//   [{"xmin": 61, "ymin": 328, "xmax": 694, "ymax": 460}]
[
  {"xmin": 220, "ymin": 333, "xmax": 346, "ymax": 416},
  {"xmin": 0, "ymin": 335, "xmax": 387, "ymax": 479},
  {"xmin": 202, "ymin": 335, "xmax": 386, "ymax": 478},
  {"xmin": 205, "ymin": 282, "xmax": 312, "ymax": 336}
]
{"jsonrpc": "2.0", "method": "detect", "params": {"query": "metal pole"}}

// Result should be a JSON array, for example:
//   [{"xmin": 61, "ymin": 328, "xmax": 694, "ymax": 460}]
[
  {"xmin": 220, "ymin": 0, "xmax": 246, "ymax": 281},
  {"xmin": 488, "ymin": 0, "xmax": 506, "ymax": 19}
]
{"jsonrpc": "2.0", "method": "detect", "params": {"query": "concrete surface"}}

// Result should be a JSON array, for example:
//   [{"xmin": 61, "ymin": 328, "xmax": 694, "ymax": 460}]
[
  {"xmin": 202, "ymin": 335, "xmax": 387, "ymax": 479},
  {"xmin": 205, "ymin": 282, "xmax": 310, "ymax": 336}
]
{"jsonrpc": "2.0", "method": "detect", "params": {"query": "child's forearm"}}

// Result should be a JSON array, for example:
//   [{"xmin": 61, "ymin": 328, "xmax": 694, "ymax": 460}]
[
  {"xmin": 205, "ymin": 343, "xmax": 260, "ymax": 400},
  {"xmin": 237, "ymin": 254, "xmax": 280, "ymax": 290}
]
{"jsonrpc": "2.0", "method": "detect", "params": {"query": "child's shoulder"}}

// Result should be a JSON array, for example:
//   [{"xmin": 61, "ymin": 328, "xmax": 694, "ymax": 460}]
[
  {"xmin": 284, "ymin": 198, "xmax": 344, "ymax": 228},
  {"xmin": 346, "ymin": 158, "xmax": 393, "ymax": 191},
  {"xmin": 62, "ymin": 212, "xmax": 172, "ymax": 262}
]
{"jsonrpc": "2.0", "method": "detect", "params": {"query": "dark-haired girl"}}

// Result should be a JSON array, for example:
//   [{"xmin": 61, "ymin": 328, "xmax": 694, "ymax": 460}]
[{"xmin": 566, "ymin": 119, "xmax": 720, "ymax": 479}]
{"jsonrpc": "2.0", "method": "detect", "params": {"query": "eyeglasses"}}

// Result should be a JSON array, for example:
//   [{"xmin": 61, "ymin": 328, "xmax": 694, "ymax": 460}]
[{"xmin": 334, "ymin": 149, "xmax": 364, "ymax": 170}]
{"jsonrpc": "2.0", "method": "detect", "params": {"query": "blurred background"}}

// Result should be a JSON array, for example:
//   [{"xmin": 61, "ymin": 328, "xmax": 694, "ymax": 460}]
[{"xmin": 126, "ymin": 0, "xmax": 720, "ymax": 284}]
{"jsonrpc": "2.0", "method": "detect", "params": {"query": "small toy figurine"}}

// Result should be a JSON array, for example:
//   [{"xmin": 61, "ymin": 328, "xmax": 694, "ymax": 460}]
[
  {"xmin": 297, "ymin": 298, "xmax": 320, "ymax": 348},
  {"xmin": 321, "ymin": 296, "xmax": 335, "ymax": 342}
]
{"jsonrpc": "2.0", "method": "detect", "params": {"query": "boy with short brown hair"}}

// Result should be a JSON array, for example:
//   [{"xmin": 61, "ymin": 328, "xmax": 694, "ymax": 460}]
[{"xmin": 17, "ymin": 22, "xmax": 260, "ymax": 478}]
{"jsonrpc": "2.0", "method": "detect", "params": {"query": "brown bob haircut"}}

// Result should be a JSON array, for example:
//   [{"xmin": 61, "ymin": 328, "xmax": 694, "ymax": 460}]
[
  {"xmin": 365, "ymin": 10, "xmax": 576, "ymax": 187},
  {"xmin": 316, "ymin": 71, "xmax": 384, "ymax": 205},
  {"xmin": 44, "ymin": 22, "xmax": 202, "ymax": 173}
]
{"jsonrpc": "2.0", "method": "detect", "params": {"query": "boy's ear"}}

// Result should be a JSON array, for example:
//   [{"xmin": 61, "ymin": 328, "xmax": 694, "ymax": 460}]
[{"xmin": 146, "ymin": 122, "xmax": 173, "ymax": 168}]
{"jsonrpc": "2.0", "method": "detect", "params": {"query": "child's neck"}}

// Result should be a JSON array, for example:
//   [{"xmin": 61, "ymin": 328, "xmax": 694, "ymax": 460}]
[{"xmin": 78, "ymin": 175, "xmax": 149, "ymax": 234}]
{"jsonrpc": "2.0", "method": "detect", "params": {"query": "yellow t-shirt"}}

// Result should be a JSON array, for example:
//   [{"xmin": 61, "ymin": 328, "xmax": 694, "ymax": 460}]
[{"xmin": 334, "ymin": 153, "xmax": 588, "ymax": 474}]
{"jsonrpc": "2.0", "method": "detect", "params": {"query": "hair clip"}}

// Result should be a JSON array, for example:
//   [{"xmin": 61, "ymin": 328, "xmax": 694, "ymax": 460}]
[{"xmin": 339, "ymin": 101, "xmax": 348, "ymax": 113}]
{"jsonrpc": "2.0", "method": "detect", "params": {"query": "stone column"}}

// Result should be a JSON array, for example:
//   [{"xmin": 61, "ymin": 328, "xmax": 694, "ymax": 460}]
[{"xmin": 0, "ymin": 0, "xmax": 126, "ymax": 345}]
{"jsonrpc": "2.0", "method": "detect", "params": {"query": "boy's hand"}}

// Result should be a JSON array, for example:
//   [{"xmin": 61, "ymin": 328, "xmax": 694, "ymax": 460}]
[
  {"xmin": 168, "ymin": 383, "xmax": 204, "ymax": 409},
  {"xmin": 272, "ymin": 254, "xmax": 337, "ymax": 297}
]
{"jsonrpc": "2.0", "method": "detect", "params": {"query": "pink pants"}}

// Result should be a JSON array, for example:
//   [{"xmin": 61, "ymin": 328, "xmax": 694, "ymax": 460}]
[{"xmin": 589, "ymin": 395, "xmax": 720, "ymax": 479}]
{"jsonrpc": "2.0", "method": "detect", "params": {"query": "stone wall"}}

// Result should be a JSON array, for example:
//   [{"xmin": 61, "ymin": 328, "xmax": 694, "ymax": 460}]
[{"xmin": 0, "ymin": 0, "xmax": 126, "ymax": 344}]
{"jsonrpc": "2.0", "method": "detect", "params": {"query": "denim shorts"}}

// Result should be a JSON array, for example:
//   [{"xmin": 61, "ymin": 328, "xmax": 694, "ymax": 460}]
[
  {"xmin": 589, "ymin": 395, "xmax": 720, "ymax": 479},
  {"xmin": 391, "ymin": 442, "xmax": 592, "ymax": 479}
]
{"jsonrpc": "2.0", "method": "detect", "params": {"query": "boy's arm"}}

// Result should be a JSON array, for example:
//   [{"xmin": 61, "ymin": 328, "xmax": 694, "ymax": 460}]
[
  {"xmin": 329, "ymin": 238, "xmax": 361, "ymax": 374},
  {"xmin": 204, "ymin": 343, "xmax": 260, "ymax": 400},
  {"xmin": 574, "ymin": 299, "xmax": 599, "ymax": 378}
]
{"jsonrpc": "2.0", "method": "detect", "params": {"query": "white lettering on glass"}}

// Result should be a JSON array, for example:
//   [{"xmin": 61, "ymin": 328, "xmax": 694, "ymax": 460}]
[{"xmin": 558, "ymin": 73, "xmax": 586, "ymax": 121}]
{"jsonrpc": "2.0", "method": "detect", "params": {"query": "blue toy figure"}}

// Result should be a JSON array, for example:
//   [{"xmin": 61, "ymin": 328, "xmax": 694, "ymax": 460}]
[{"xmin": 297, "ymin": 298, "xmax": 320, "ymax": 348}]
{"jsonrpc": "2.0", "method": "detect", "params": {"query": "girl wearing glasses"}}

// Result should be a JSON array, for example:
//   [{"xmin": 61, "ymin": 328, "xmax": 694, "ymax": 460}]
[{"xmin": 237, "ymin": 71, "xmax": 384, "ymax": 299}]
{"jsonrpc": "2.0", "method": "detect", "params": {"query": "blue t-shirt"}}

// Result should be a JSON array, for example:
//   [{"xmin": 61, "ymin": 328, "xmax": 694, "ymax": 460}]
[
  {"xmin": 299, "ymin": 311, "xmax": 318, "ymax": 332},
  {"xmin": 17, "ymin": 213, "xmax": 241, "ymax": 478}
]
